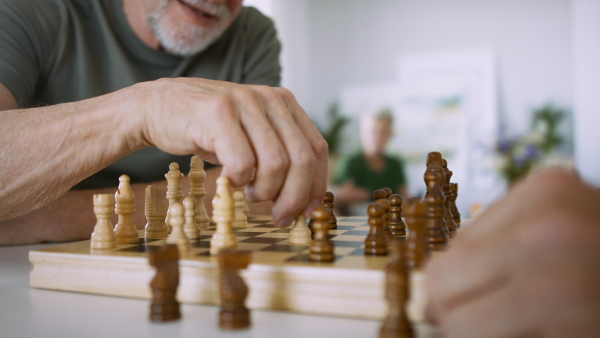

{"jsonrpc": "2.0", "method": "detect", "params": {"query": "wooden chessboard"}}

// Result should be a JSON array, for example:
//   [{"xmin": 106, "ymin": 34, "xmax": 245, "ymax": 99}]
[{"xmin": 29, "ymin": 215, "xmax": 391, "ymax": 319}]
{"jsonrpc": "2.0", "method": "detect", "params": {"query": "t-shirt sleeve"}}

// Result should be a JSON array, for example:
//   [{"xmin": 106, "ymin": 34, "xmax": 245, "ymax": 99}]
[
  {"xmin": 240, "ymin": 7, "xmax": 281, "ymax": 87},
  {"xmin": 0, "ymin": 1, "xmax": 41, "ymax": 104}
]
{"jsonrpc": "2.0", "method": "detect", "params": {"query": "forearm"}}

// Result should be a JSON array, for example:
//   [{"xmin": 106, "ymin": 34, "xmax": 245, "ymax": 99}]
[{"xmin": 0, "ymin": 87, "xmax": 145, "ymax": 221}]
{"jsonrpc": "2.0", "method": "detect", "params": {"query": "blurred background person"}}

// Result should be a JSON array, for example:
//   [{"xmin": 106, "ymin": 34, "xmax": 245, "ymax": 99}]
[{"xmin": 332, "ymin": 108, "xmax": 408, "ymax": 215}]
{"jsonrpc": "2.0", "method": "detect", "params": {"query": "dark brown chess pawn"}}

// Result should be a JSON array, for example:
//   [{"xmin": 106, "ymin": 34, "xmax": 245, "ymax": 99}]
[
  {"xmin": 309, "ymin": 206, "xmax": 335, "ymax": 262},
  {"xmin": 373, "ymin": 189, "xmax": 387, "ymax": 201},
  {"xmin": 404, "ymin": 198, "xmax": 429, "ymax": 270},
  {"xmin": 388, "ymin": 194, "xmax": 407, "ymax": 237},
  {"xmin": 375, "ymin": 198, "xmax": 394, "ymax": 243},
  {"xmin": 380, "ymin": 239, "xmax": 414, "ymax": 338},
  {"xmin": 449, "ymin": 183, "xmax": 461, "ymax": 228},
  {"xmin": 381, "ymin": 187, "xmax": 393, "ymax": 199},
  {"xmin": 218, "ymin": 249, "xmax": 251, "ymax": 330},
  {"xmin": 424, "ymin": 168, "xmax": 449, "ymax": 251},
  {"xmin": 364, "ymin": 203, "xmax": 388, "ymax": 256},
  {"xmin": 148, "ymin": 244, "xmax": 181, "ymax": 322},
  {"xmin": 442, "ymin": 159, "xmax": 458, "ymax": 238},
  {"xmin": 323, "ymin": 191, "xmax": 337, "ymax": 229}
]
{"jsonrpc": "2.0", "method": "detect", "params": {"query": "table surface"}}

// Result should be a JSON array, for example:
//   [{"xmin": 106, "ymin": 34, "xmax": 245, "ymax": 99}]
[{"xmin": 0, "ymin": 243, "xmax": 382, "ymax": 338}]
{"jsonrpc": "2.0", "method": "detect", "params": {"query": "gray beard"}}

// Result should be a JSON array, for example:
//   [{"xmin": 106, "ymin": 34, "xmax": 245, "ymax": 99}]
[{"xmin": 146, "ymin": 0, "xmax": 231, "ymax": 56}]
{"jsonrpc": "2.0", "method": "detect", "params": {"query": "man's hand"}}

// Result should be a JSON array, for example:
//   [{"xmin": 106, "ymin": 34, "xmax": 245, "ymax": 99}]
[
  {"xmin": 133, "ymin": 78, "xmax": 328, "ymax": 227},
  {"xmin": 425, "ymin": 170, "xmax": 600, "ymax": 337}
]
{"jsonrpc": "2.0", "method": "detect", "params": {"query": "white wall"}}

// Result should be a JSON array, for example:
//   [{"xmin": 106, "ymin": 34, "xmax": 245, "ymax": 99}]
[
  {"xmin": 573, "ymin": 0, "xmax": 600, "ymax": 186},
  {"xmin": 275, "ymin": 0, "xmax": 572, "ymax": 134}
]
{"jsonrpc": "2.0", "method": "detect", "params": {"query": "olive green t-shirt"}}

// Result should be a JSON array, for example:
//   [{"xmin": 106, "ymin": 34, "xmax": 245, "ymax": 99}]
[{"xmin": 0, "ymin": 0, "xmax": 281, "ymax": 189}]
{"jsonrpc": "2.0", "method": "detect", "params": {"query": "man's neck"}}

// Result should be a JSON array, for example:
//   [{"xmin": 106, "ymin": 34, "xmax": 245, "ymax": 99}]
[{"xmin": 122, "ymin": 0, "xmax": 161, "ymax": 49}]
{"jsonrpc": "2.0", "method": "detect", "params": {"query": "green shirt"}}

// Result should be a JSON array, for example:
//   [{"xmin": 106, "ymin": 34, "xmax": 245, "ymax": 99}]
[
  {"xmin": 0, "ymin": 0, "xmax": 281, "ymax": 188},
  {"xmin": 334, "ymin": 151, "xmax": 407, "ymax": 199}
]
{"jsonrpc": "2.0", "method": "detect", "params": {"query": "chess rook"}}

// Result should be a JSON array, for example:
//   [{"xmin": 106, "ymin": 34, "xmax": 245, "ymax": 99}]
[
  {"xmin": 218, "ymin": 249, "xmax": 251, "ymax": 330},
  {"xmin": 404, "ymin": 198, "xmax": 429, "ymax": 270},
  {"xmin": 144, "ymin": 185, "xmax": 168, "ymax": 239},
  {"xmin": 114, "ymin": 175, "xmax": 138, "ymax": 245},
  {"xmin": 91, "ymin": 194, "xmax": 117, "ymax": 250},
  {"xmin": 149, "ymin": 244, "xmax": 181, "ymax": 322}
]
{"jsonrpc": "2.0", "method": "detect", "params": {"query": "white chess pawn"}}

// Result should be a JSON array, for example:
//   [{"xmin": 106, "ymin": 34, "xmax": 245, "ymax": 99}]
[
  {"xmin": 91, "ymin": 194, "xmax": 117, "ymax": 250},
  {"xmin": 166, "ymin": 201, "xmax": 190, "ymax": 253},
  {"xmin": 114, "ymin": 175, "xmax": 138, "ymax": 244},
  {"xmin": 183, "ymin": 196, "xmax": 201, "ymax": 239},
  {"xmin": 232, "ymin": 191, "xmax": 248, "ymax": 227},
  {"xmin": 289, "ymin": 214, "xmax": 311, "ymax": 245},
  {"xmin": 210, "ymin": 176, "xmax": 237, "ymax": 255}
]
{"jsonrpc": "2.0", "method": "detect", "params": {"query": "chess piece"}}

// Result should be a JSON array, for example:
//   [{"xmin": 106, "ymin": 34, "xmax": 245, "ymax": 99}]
[
  {"xmin": 364, "ymin": 202, "xmax": 388, "ymax": 256},
  {"xmin": 404, "ymin": 198, "xmax": 429, "ymax": 271},
  {"xmin": 380, "ymin": 239, "xmax": 414, "ymax": 338},
  {"xmin": 289, "ymin": 214, "xmax": 311, "ymax": 245},
  {"xmin": 189, "ymin": 156, "xmax": 210, "ymax": 229},
  {"xmin": 210, "ymin": 176, "xmax": 237, "ymax": 255},
  {"xmin": 232, "ymin": 191, "xmax": 248, "ymax": 227},
  {"xmin": 323, "ymin": 191, "xmax": 337, "ymax": 229},
  {"xmin": 381, "ymin": 187, "xmax": 393, "ymax": 199},
  {"xmin": 183, "ymin": 197, "xmax": 200, "ymax": 239},
  {"xmin": 388, "ymin": 194, "xmax": 407, "ymax": 237},
  {"xmin": 218, "ymin": 249, "xmax": 251, "ymax": 330},
  {"xmin": 406, "ymin": 199, "xmax": 430, "ymax": 323},
  {"xmin": 144, "ymin": 185, "xmax": 168, "ymax": 239},
  {"xmin": 375, "ymin": 198, "xmax": 394, "ymax": 243},
  {"xmin": 91, "ymin": 194, "xmax": 117, "ymax": 250},
  {"xmin": 424, "ymin": 152, "xmax": 449, "ymax": 251},
  {"xmin": 309, "ymin": 206, "xmax": 335, "ymax": 262},
  {"xmin": 149, "ymin": 244, "xmax": 181, "ymax": 322},
  {"xmin": 114, "ymin": 175, "xmax": 138, "ymax": 244},
  {"xmin": 234, "ymin": 186, "xmax": 250, "ymax": 214},
  {"xmin": 165, "ymin": 162, "xmax": 184, "ymax": 233},
  {"xmin": 442, "ymin": 159, "xmax": 458, "ymax": 238},
  {"xmin": 166, "ymin": 201, "xmax": 190, "ymax": 252},
  {"xmin": 449, "ymin": 183, "xmax": 461, "ymax": 228},
  {"xmin": 373, "ymin": 189, "xmax": 387, "ymax": 200}
]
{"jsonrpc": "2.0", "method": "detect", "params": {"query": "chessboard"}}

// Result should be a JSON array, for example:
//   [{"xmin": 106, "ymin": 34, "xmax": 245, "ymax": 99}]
[{"xmin": 29, "ymin": 215, "xmax": 391, "ymax": 320}]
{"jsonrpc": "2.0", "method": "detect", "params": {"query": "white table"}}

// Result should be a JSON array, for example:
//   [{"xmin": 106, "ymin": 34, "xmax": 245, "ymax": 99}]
[{"xmin": 0, "ymin": 243, "xmax": 381, "ymax": 338}]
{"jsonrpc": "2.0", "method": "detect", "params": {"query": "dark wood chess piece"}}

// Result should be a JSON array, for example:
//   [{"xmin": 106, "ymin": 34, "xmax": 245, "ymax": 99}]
[
  {"xmin": 218, "ymin": 248, "xmax": 251, "ymax": 330},
  {"xmin": 449, "ymin": 183, "xmax": 461, "ymax": 228},
  {"xmin": 364, "ymin": 202, "xmax": 388, "ymax": 256},
  {"xmin": 404, "ymin": 198, "xmax": 430, "ymax": 270},
  {"xmin": 323, "ymin": 191, "xmax": 337, "ymax": 229},
  {"xmin": 375, "ymin": 198, "xmax": 394, "ymax": 242},
  {"xmin": 309, "ymin": 206, "xmax": 335, "ymax": 262},
  {"xmin": 442, "ymin": 159, "xmax": 458, "ymax": 238},
  {"xmin": 424, "ymin": 152, "xmax": 449, "ymax": 251},
  {"xmin": 148, "ymin": 244, "xmax": 181, "ymax": 322},
  {"xmin": 388, "ymin": 194, "xmax": 407, "ymax": 237},
  {"xmin": 381, "ymin": 187, "xmax": 393, "ymax": 199},
  {"xmin": 374, "ymin": 189, "xmax": 387, "ymax": 201},
  {"xmin": 380, "ymin": 239, "xmax": 414, "ymax": 338}
]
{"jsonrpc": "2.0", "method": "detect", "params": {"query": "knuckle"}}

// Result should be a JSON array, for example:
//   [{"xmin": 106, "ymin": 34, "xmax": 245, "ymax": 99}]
[
  {"xmin": 292, "ymin": 147, "xmax": 316, "ymax": 169},
  {"xmin": 312, "ymin": 136, "xmax": 329, "ymax": 157},
  {"xmin": 264, "ymin": 151, "xmax": 290, "ymax": 175}
]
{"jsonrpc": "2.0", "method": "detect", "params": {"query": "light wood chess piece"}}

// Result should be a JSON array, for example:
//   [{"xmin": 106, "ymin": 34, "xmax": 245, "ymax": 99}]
[
  {"xmin": 91, "ymin": 194, "xmax": 117, "ymax": 250},
  {"xmin": 289, "ymin": 214, "xmax": 311, "ymax": 245},
  {"xmin": 114, "ymin": 175, "xmax": 138, "ymax": 244},
  {"xmin": 210, "ymin": 176, "xmax": 237, "ymax": 255},
  {"xmin": 144, "ymin": 185, "xmax": 168, "ymax": 239},
  {"xmin": 165, "ymin": 162, "xmax": 184, "ymax": 233},
  {"xmin": 183, "ymin": 196, "xmax": 200, "ymax": 239},
  {"xmin": 166, "ymin": 201, "xmax": 190, "ymax": 253},
  {"xmin": 189, "ymin": 156, "xmax": 210, "ymax": 229},
  {"xmin": 232, "ymin": 191, "xmax": 248, "ymax": 227}
]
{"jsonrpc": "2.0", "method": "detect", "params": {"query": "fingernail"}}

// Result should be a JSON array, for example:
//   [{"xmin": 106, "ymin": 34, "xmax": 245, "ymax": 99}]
[
  {"xmin": 303, "ymin": 199, "xmax": 321, "ymax": 217},
  {"xmin": 277, "ymin": 216, "xmax": 294, "ymax": 228}
]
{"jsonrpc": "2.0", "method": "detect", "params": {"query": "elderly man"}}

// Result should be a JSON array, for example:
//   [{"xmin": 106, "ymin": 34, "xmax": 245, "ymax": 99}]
[{"xmin": 0, "ymin": 0, "xmax": 328, "ymax": 244}]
